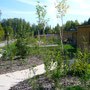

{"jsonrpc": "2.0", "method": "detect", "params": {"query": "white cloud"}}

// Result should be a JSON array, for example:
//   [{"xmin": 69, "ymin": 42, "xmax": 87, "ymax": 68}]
[
  {"xmin": 48, "ymin": 0, "xmax": 57, "ymax": 5},
  {"xmin": 17, "ymin": 0, "xmax": 44, "ymax": 6},
  {"xmin": 17, "ymin": 0, "xmax": 36, "ymax": 6},
  {"xmin": 3, "ymin": 10, "xmax": 35, "ymax": 15},
  {"xmin": 17, "ymin": 0, "xmax": 58, "ymax": 26},
  {"xmin": 17, "ymin": 0, "xmax": 90, "ymax": 26},
  {"xmin": 73, "ymin": 0, "xmax": 90, "ymax": 9},
  {"xmin": 47, "ymin": 0, "xmax": 58, "ymax": 26},
  {"xmin": 68, "ymin": 10, "xmax": 90, "ymax": 16},
  {"xmin": 47, "ymin": 6, "xmax": 57, "ymax": 25},
  {"xmin": 67, "ymin": 0, "xmax": 90, "ymax": 16}
]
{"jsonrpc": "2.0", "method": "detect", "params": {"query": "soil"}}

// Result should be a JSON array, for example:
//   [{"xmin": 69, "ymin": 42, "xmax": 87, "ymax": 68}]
[
  {"xmin": 10, "ymin": 75, "xmax": 81, "ymax": 90},
  {"xmin": 0, "ymin": 55, "xmax": 43, "ymax": 74}
]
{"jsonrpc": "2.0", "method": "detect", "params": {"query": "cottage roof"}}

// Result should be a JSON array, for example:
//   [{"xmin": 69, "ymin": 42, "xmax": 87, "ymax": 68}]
[{"xmin": 77, "ymin": 25, "xmax": 90, "ymax": 28}]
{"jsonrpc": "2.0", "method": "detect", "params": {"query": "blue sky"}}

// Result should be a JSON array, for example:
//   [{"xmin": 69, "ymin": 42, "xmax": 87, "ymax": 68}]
[{"xmin": 0, "ymin": 0, "xmax": 90, "ymax": 27}]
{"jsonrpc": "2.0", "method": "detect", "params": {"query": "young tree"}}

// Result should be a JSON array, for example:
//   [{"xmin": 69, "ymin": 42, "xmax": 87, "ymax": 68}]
[
  {"xmin": 45, "ymin": 25, "xmax": 51, "ymax": 34},
  {"xmin": 55, "ymin": 0, "xmax": 69, "ymax": 50},
  {"xmin": 88, "ymin": 18, "xmax": 90, "ymax": 25},
  {"xmin": 4, "ymin": 26, "xmax": 13, "ymax": 46},
  {"xmin": 36, "ymin": 1, "xmax": 48, "ymax": 46},
  {"xmin": 0, "ymin": 24, "xmax": 5, "ymax": 40},
  {"xmin": 1, "ymin": 18, "xmax": 31, "ymax": 39},
  {"xmin": 15, "ymin": 22, "xmax": 29, "ymax": 58},
  {"xmin": 31, "ymin": 24, "xmax": 37, "ymax": 36},
  {"xmin": 64, "ymin": 20, "xmax": 79, "ymax": 31},
  {"xmin": 55, "ymin": 24, "xmax": 61, "ymax": 34}
]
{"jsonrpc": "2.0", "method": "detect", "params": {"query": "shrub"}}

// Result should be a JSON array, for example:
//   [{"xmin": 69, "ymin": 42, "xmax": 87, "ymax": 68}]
[
  {"xmin": 70, "ymin": 50, "xmax": 90, "ymax": 76},
  {"xmin": 2, "ymin": 43, "xmax": 17, "ymax": 67},
  {"xmin": 44, "ymin": 47, "xmax": 69, "ymax": 87},
  {"xmin": 68, "ymin": 50, "xmax": 90, "ymax": 88},
  {"xmin": 15, "ymin": 36, "xmax": 29, "ymax": 58},
  {"xmin": 66, "ymin": 85, "xmax": 86, "ymax": 90},
  {"xmin": 41, "ymin": 38, "xmax": 61, "ymax": 45},
  {"xmin": 71, "ymin": 59, "xmax": 88, "ymax": 76},
  {"xmin": 27, "ymin": 38, "xmax": 37, "ymax": 45},
  {"xmin": 2, "ymin": 43, "xmax": 17, "ymax": 60}
]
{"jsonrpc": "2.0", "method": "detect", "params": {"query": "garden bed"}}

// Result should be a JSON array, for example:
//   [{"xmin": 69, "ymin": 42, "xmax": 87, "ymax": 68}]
[
  {"xmin": 10, "ymin": 74, "xmax": 84, "ymax": 90},
  {"xmin": 0, "ymin": 55, "xmax": 43, "ymax": 74}
]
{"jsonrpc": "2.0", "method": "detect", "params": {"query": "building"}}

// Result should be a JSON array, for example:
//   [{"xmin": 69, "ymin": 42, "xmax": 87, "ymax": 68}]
[
  {"xmin": 40, "ymin": 25, "xmax": 90, "ymax": 51},
  {"xmin": 40, "ymin": 34, "xmax": 60, "ymax": 39},
  {"xmin": 77, "ymin": 25, "xmax": 90, "ymax": 52},
  {"xmin": 63, "ymin": 31, "xmax": 77, "ymax": 45},
  {"xmin": 63, "ymin": 25, "xmax": 90, "ymax": 52}
]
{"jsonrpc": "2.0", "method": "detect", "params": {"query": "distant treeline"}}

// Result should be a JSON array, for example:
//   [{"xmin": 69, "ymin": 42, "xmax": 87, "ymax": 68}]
[{"xmin": 0, "ymin": 18, "xmax": 90, "ymax": 40}]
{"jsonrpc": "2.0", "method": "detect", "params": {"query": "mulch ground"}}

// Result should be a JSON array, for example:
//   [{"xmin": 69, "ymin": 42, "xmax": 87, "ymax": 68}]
[
  {"xmin": 0, "ymin": 55, "xmax": 43, "ymax": 74},
  {"xmin": 10, "ymin": 75, "xmax": 81, "ymax": 90}
]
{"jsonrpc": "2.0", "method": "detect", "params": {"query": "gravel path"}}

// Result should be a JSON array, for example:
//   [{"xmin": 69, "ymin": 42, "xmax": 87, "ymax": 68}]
[
  {"xmin": 0, "ymin": 42, "xmax": 7, "ymax": 47},
  {"xmin": 0, "ymin": 40, "xmax": 15, "ymax": 47},
  {"xmin": 0, "ymin": 56, "xmax": 43, "ymax": 74},
  {"xmin": 0, "ymin": 64, "xmax": 45, "ymax": 90}
]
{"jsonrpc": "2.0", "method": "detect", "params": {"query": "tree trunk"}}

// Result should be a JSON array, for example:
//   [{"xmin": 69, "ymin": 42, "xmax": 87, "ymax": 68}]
[
  {"xmin": 7, "ymin": 35, "xmax": 9, "ymax": 47},
  {"xmin": 60, "ymin": 15, "xmax": 63, "ymax": 51},
  {"xmin": 61, "ymin": 15, "xmax": 63, "ymax": 50},
  {"xmin": 59, "ymin": 27, "xmax": 63, "ymax": 48},
  {"xmin": 38, "ymin": 30, "xmax": 40, "ymax": 46},
  {"xmin": 32, "ymin": 31, "xmax": 34, "ymax": 38},
  {"xmin": 59, "ymin": 16, "xmax": 63, "ymax": 51}
]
